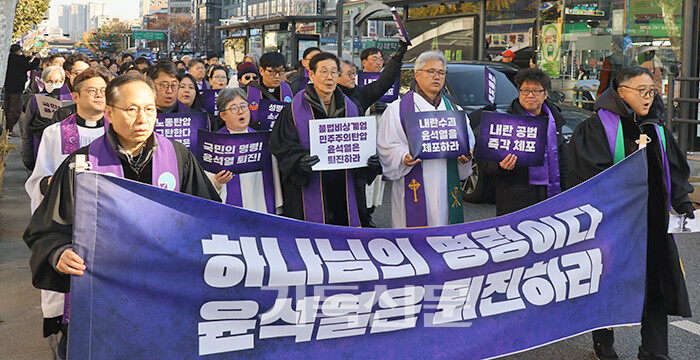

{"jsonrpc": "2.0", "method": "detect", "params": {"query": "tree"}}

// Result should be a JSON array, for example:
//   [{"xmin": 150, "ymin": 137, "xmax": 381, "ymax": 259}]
[
  {"xmin": 13, "ymin": 0, "xmax": 50, "ymax": 40},
  {"xmin": 148, "ymin": 13, "xmax": 194, "ymax": 52},
  {"xmin": 87, "ymin": 22, "xmax": 131, "ymax": 55}
]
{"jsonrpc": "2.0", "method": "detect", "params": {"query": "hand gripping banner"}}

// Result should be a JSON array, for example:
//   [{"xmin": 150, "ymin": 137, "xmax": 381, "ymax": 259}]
[{"xmin": 68, "ymin": 150, "xmax": 650, "ymax": 359}]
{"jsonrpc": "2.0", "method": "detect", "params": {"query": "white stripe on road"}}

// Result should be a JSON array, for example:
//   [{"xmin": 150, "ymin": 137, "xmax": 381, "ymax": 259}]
[{"xmin": 671, "ymin": 320, "xmax": 700, "ymax": 336}]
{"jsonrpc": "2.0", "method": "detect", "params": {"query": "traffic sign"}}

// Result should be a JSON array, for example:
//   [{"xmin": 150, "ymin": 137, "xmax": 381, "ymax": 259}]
[{"xmin": 132, "ymin": 31, "xmax": 164, "ymax": 40}]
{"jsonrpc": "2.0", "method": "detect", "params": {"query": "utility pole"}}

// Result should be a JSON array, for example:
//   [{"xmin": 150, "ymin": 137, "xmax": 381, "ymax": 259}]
[{"xmin": 336, "ymin": 0, "xmax": 343, "ymax": 58}]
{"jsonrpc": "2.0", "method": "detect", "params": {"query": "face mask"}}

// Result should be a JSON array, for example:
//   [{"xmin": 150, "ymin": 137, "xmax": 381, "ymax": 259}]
[{"xmin": 45, "ymin": 82, "xmax": 64, "ymax": 93}]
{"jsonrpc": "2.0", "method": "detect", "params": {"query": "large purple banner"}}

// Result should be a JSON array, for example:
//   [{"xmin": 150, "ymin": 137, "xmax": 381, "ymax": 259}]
[
  {"xmin": 404, "ymin": 110, "xmax": 470, "ymax": 160},
  {"xmin": 357, "ymin": 72, "xmax": 400, "ymax": 103},
  {"xmin": 254, "ymin": 99, "xmax": 286, "ymax": 131},
  {"xmin": 155, "ymin": 112, "xmax": 209, "ymax": 150},
  {"xmin": 202, "ymin": 89, "xmax": 220, "ymax": 117},
  {"xmin": 195, "ymin": 129, "xmax": 270, "ymax": 174},
  {"xmin": 68, "ymin": 150, "xmax": 649, "ymax": 359},
  {"xmin": 476, "ymin": 111, "xmax": 548, "ymax": 166}
]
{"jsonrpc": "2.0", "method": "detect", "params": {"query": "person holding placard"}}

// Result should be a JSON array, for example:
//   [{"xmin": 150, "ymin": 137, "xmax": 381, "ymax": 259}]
[
  {"xmin": 568, "ymin": 66, "xmax": 694, "ymax": 360},
  {"xmin": 20, "ymin": 66, "xmax": 67, "ymax": 171},
  {"xmin": 37, "ymin": 53, "xmax": 92, "ymax": 128},
  {"xmin": 205, "ymin": 87, "xmax": 282, "ymax": 214},
  {"xmin": 377, "ymin": 51, "xmax": 475, "ymax": 228},
  {"xmin": 271, "ymin": 52, "xmax": 381, "ymax": 227},
  {"xmin": 480, "ymin": 67, "xmax": 568, "ymax": 216},
  {"xmin": 243, "ymin": 52, "xmax": 294, "ymax": 131}
]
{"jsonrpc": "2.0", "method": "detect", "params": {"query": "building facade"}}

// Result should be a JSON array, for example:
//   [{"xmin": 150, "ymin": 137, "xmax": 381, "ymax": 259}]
[{"xmin": 58, "ymin": 2, "xmax": 109, "ymax": 41}]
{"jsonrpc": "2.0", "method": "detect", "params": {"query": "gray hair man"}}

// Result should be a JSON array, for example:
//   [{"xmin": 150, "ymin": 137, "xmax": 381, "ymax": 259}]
[{"xmin": 377, "ymin": 50, "xmax": 475, "ymax": 228}]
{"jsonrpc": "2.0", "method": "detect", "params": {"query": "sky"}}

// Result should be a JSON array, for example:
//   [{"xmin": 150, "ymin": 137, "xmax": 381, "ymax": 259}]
[{"xmin": 48, "ymin": 0, "xmax": 140, "ymax": 28}]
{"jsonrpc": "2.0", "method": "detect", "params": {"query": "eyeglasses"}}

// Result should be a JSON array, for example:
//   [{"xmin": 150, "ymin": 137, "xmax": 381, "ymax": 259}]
[
  {"xmin": 343, "ymin": 71, "xmax": 357, "ymax": 78},
  {"xmin": 519, "ymin": 88, "xmax": 546, "ymax": 96},
  {"xmin": 212, "ymin": 75, "xmax": 227, "ymax": 80},
  {"xmin": 417, "ymin": 69, "xmax": 447, "ymax": 78},
  {"xmin": 83, "ymin": 87, "xmax": 107, "ymax": 97},
  {"xmin": 316, "ymin": 69, "xmax": 339, "ymax": 78},
  {"xmin": 109, "ymin": 104, "xmax": 157, "ymax": 118},
  {"xmin": 619, "ymin": 85, "xmax": 657, "ymax": 98},
  {"xmin": 156, "ymin": 82, "xmax": 179, "ymax": 92},
  {"xmin": 221, "ymin": 102, "xmax": 249, "ymax": 113},
  {"xmin": 242, "ymin": 74, "xmax": 258, "ymax": 81},
  {"xmin": 366, "ymin": 56, "xmax": 383, "ymax": 63},
  {"xmin": 264, "ymin": 68, "xmax": 286, "ymax": 77},
  {"xmin": 44, "ymin": 80, "xmax": 63, "ymax": 86}
]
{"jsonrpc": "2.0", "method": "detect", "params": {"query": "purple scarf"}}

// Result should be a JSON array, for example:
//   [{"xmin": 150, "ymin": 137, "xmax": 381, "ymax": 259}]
[
  {"xmin": 291, "ymin": 89, "xmax": 361, "ymax": 226},
  {"xmin": 527, "ymin": 104, "xmax": 561, "ymax": 197},
  {"xmin": 88, "ymin": 132, "xmax": 180, "ymax": 191},
  {"xmin": 248, "ymin": 81, "xmax": 293, "ymax": 124}
]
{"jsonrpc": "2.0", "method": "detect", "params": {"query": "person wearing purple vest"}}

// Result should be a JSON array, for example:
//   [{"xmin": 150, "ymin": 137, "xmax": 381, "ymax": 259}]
[
  {"xmin": 378, "ymin": 51, "xmax": 474, "ymax": 228},
  {"xmin": 244, "ymin": 51, "xmax": 294, "ymax": 131},
  {"xmin": 271, "ymin": 52, "xmax": 381, "ymax": 227},
  {"xmin": 23, "ymin": 73, "xmax": 221, "ymax": 360},
  {"xmin": 568, "ymin": 66, "xmax": 694, "ymax": 360},
  {"xmin": 480, "ymin": 67, "xmax": 568, "ymax": 216},
  {"xmin": 206, "ymin": 87, "xmax": 282, "ymax": 213}
]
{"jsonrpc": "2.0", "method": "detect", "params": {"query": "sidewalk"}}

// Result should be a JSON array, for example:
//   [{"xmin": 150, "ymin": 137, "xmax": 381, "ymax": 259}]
[{"xmin": 0, "ymin": 135, "xmax": 55, "ymax": 359}]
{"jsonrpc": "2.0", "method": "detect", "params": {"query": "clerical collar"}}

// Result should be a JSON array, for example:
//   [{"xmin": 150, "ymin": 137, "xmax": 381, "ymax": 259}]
[
  {"xmin": 415, "ymin": 86, "xmax": 442, "ymax": 109},
  {"xmin": 75, "ymin": 113, "xmax": 105, "ymax": 128}
]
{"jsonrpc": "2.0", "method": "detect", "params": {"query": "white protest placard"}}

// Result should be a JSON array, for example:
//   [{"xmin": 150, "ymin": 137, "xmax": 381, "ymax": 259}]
[
  {"xmin": 36, "ymin": 94, "xmax": 64, "ymax": 119},
  {"xmin": 668, "ymin": 209, "xmax": 700, "ymax": 233},
  {"xmin": 310, "ymin": 116, "xmax": 376, "ymax": 171}
]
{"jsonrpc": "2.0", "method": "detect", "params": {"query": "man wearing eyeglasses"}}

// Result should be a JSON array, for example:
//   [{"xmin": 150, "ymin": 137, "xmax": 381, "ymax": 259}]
[
  {"xmin": 146, "ymin": 60, "xmax": 193, "ymax": 114},
  {"xmin": 337, "ymin": 41, "xmax": 408, "ymax": 227},
  {"xmin": 287, "ymin": 47, "xmax": 321, "ymax": 94},
  {"xmin": 24, "ymin": 75, "xmax": 221, "ymax": 350},
  {"xmin": 378, "ymin": 50, "xmax": 474, "ymax": 228},
  {"xmin": 568, "ymin": 66, "xmax": 694, "ymax": 360},
  {"xmin": 23, "ymin": 67, "xmax": 111, "ymax": 359},
  {"xmin": 271, "ymin": 52, "xmax": 381, "ymax": 226},
  {"xmin": 243, "ymin": 52, "xmax": 294, "ymax": 130},
  {"xmin": 480, "ymin": 67, "xmax": 568, "ymax": 216}
]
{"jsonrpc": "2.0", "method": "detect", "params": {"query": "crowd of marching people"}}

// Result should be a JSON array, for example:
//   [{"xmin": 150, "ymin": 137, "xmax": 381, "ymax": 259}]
[{"xmin": 9, "ymin": 40, "xmax": 694, "ymax": 360}]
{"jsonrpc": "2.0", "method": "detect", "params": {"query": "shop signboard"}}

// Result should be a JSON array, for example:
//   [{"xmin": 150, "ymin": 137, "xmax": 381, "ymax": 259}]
[{"xmin": 541, "ymin": 23, "xmax": 561, "ymax": 78}]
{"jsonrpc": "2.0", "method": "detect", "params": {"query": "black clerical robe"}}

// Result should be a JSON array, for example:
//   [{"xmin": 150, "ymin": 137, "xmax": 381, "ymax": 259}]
[
  {"xmin": 24, "ymin": 127, "xmax": 221, "ymax": 293},
  {"xmin": 568, "ymin": 88, "xmax": 693, "ymax": 317}
]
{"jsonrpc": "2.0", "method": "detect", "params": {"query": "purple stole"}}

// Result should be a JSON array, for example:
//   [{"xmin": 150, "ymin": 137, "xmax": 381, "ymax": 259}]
[
  {"xmin": 197, "ymin": 79, "xmax": 208, "ymax": 92},
  {"xmin": 599, "ymin": 108, "xmax": 672, "ymax": 210},
  {"xmin": 398, "ymin": 92, "xmax": 429, "ymax": 227},
  {"xmin": 291, "ymin": 89, "xmax": 361, "ymax": 226},
  {"xmin": 60, "ymin": 114, "xmax": 80, "ymax": 154},
  {"xmin": 59, "ymin": 84, "xmax": 72, "ymax": 101},
  {"xmin": 88, "ymin": 132, "xmax": 181, "ymax": 192},
  {"xmin": 217, "ymin": 127, "xmax": 276, "ymax": 214},
  {"xmin": 527, "ymin": 104, "xmax": 562, "ymax": 197},
  {"xmin": 59, "ymin": 114, "xmax": 110, "ymax": 155},
  {"xmin": 247, "ymin": 81, "xmax": 293, "ymax": 122}
]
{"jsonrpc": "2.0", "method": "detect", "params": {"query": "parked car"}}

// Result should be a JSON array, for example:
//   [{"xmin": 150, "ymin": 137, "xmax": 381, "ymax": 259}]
[{"xmin": 399, "ymin": 61, "xmax": 593, "ymax": 203}]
